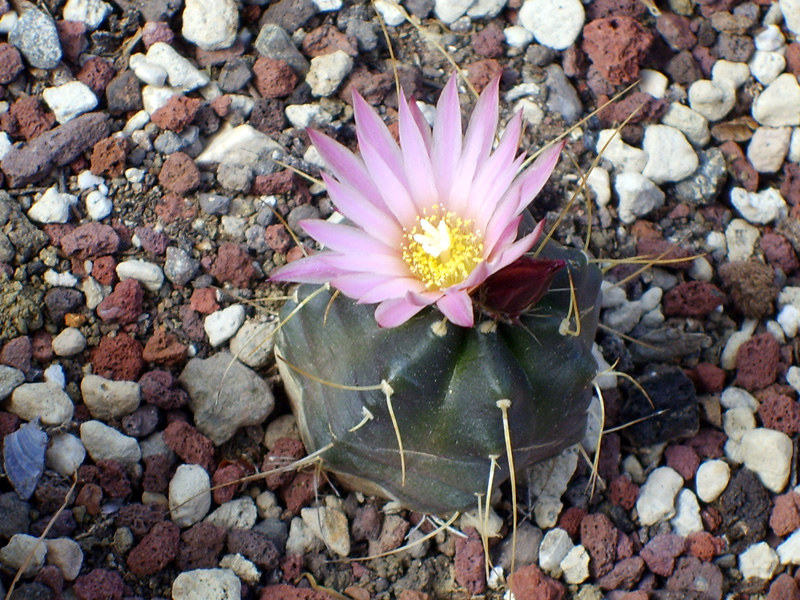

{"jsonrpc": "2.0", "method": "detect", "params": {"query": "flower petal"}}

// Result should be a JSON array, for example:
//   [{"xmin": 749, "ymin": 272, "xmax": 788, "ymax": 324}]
[
  {"xmin": 359, "ymin": 136, "xmax": 420, "ymax": 226},
  {"xmin": 399, "ymin": 92, "xmax": 438, "ymax": 210},
  {"xmin": 436, "ymin": 291, "xmax": 474, "ymax": 327},
  {"xmin": 510, "ymin": 140, "xmax": 565, "ymax": 214},
  {"xmin": 431, "ymin": 74, "xmax": 463, "ymax": 203},
  {"xmin": 300, "ymin": 219, "xmax": 396, "ymax": 255},
  {"xmin": 353, "ymin": 90, "xmax": 404, "ymax": 176},
  {"xmin": 375, "ymin": 295, "xmax": 434, "ymax": 328},
  {"xmin": 358, "ymin": 276, "xmax": 428, "ymax": 304},
  {"xmin": 270, "ymin": 254, "xmax": 343, "ymax": 283},
  {"xmin": 323, "ymin": 173, "xmax": 403, "ymax": 238},
  {"xmin": 322, "ymin": 253, "xmax": 410, "ymax": 277},
  {"xmin": 449, "ymin": 74, "xmax": 500, "ymax": 214},
  {"xmin": 409, "ymin": 98, "xmax": 433, "ymax": 151},
  {"xmin": 331, "ymin": 272, "xmax": 394, "ymax": 299},
  {"xmin": 484, "ymin": 215, "xmax": 522, "ymax": 262},
  {"xmin": 487, "ymin": 221, "xmax": 545, "ymax": 273}
]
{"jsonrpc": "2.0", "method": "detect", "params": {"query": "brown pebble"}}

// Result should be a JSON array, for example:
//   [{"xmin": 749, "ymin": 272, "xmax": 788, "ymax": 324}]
[
  {"xmin": 719, "ymin": 259, "xmax": 778, "ymax": 319},
  {"xmin": 735, "ymin": 333, "xmax": 781, "ymax": 391},
  {"xmin": 159, "ymin": 151, "xmax": 201, "ymax": 195}
]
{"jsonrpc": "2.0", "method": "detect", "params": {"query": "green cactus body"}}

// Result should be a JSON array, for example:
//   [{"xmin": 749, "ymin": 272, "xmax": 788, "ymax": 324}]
[{"xmin": 276, "ymin": 242, "xmax": 603, "ymax": 515}]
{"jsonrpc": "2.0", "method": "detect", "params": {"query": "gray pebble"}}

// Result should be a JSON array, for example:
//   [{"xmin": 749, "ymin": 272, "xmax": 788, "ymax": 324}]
[
  {"xmin": 164, "ymin": 246, "xmax": 200, "ymax": 287},
  {"xmin": 254, "ymin": 24, "xmax": 310, "ymax": 75},
  {"xmin": 217, "ymin": 163, "xmax": 254, "ymax": 193},
  {"xmin": 245, "ymin": 225, "xmax": 269, "ymax": 254},
  {"xmin": 287, "ymin": 204, "xmax": 321, "ymax": 233},
  {"xmin": 672, "ymin": 147, "xmax": 728, "ymax": 205},
  {"xmin": 218, "ymin": 58, "xmax": 252, "ymax": 93},
  {"xmin": 0, "ymin": 365, "xmax": 24, "ymax": 401},
  {"xmin": 9, "ymin": 8, "xmax": 62, "ymax": 69},
  {"xmin": 154, "ymin": 130, "xmax": 186, "ymax": 154},
  {"xmin": 198, "ymin": 193, "xmax": 232, "ymax": 215},
  {"xmin": 545, "ymin": 64, "xmax": 582, "ymax": 124}
]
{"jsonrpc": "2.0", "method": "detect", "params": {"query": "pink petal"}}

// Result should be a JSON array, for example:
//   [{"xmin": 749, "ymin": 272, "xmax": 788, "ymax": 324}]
[
  {"xmin": 399, "ymin": 93, "xmax": 438, "ymax": 210},
  {"xmin": 484, "ymin": 215, "xmax": 522, "ymax": 262},
  {"xmin": 448, "ymin": 74, "xmax": 500, "ymax": 214},
  {"xmin": 270, "ymin": 254, "xmax": 344, "ymax": 283},
  {"xmin": 408, "ymin": 98, "xmax": 433, "ymax": 151},
  {"xmin": 307, "ymin": 129, "xmax": 384, "ymax": 208},
  {"xmin": 458, "ymin": 260, "xmax": 490, "ymax": 290},
  {"xmin": 486, "ymin": 223, "xmax": 545, "ymax": 273},
  {"xmin": 353, "ymin": 91, "xmax": 404, "ymax": 176},
  {"xmin": 431, "ymin": 74, "xmax": 463, "ymax": 203},
  {"xmin": 359, "ymin": 136, "xmax": 420, "ymax": 226},
  {"xmin": 483, "ymin": 186, "xmax": 522, "ymax": 253},
  {"xmin": 436, "ymin": 291, "xmax": 474, "ymax": 327},
  {"xmin": 300, "ymin": 219, "xmax": 396, "ymax": 255},
  {"xmin": 375, "ymin": 295, "xmax": 434, "ymax": 328},
  {"xmin": 323, "ymin": 173, "xmax": 403, "ymax": 238},
  {"xmin": 473, "ymin": 154, "xmax": 525, "ymax": 234},
  {"xmin": 322, "ymin": 253, "xmax": 410, "ymax": 277},
  {"xmin": 358, "ymin": 276, "xmax": 427, "ymax": 304},
  {"xmin": 511, "ymin": 140, "xmax": 565, "ymax": 214},
  {"xmin": 330, "ymin": 272, "xmax": 395, "ymax": 299}
]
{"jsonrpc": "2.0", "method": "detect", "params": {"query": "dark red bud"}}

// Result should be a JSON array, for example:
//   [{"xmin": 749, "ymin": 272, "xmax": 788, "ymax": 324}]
[{"xmin": 479, "ymin": 256, "xmax": 566, "ymax": 316}]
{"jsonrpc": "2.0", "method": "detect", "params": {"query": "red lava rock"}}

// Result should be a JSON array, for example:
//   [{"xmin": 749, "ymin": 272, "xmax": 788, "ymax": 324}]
[
  {"xmin": 143, "ymin": 454, "xmax": 172, "ymax": 493},
  {"xmin": 719, "ymin": 259, "xmax": 778, "ymax": 319},
  {"xmin": 616, "ymin": 532, "xmax": 635, "ymax": 559},
  {"xmin": 260, "ymin": 584, "xmax": 331, "ymax": 600},
  {"xmin": 735, "ymin": 333, "xmax": 781, "ymax": 391},
  {"xmin": 597, "ymin": 92, "xmax": 669, "ymax": 130},
  {"xmin": 598, "ymin": 431, "xmax": 621, "ymax": 482},
  {"xmin": 558, "ymin": 506, "xmax": 586, "ymax": 540},
  {"xmin": 397, "ymin": 592, "xmax": 430, "ymax": 600},
  {"xmin": 57, "ymin": 20, "xmax": 88, "ymax": 63},
  {"xmin": 580, "ymin": 513, "xmax": 618, "ymax": 577},
  {"xmin": 664, "ymin": 444, "xmax": 701, "ymax": 480},
  {"xmin": 155, "ymin": 192, "xmax": 198, "ymax": 223},
  {"xmin": 35, "ymin": 565, "xmax": 64, "ymax": 596},
  {"xmin": 582, "ymin": 16, "xmax": 654, "ymax": 85},
  {"xmin": 465, "ymin": 58, "xmax": 503, "ymax": 93},
  {"xmin": 656, "ymin": 13, "xmax": 696, "ymax": 51},
  {"xmin": 586, "ymin": 0, "xmax": 646, "ymax": 19},
  {"xmin": 77, "ymin": 57, "xmax": 116, "ymax": 96},
  {"xmin": 210, "ymin": 242, "xmax": 257, "ymax": 288},
  {"xmin": 211, "ymin": 95, "xmax": 233, "ymax": 117},
  {"xmin": 92, "ymin": 333, "xmax": 144, "ymax": 381},
  {"xmin": 97, "ymin": 459, "xmax": 132, "ymax": 497},
  {"xmin": 162, "ymin": 420, "xmax": 216, "ymax": 472},
  {"xmin": 688, "ymin": 362, "xmax": 726, "ymax": 394},
  {"xmin": 280, "ymin": 554, "xmax": 305, "ymax": 582},
  {"xmin": 159, "ymin": 151, "xmax": 201, "ymax": 195},
  {"xmin": 369, "ymin": 514, "xmax": 410, "ymax": 556},
  {"xmin": 686, "ymin": 428, "xmax": 726, "ymax": 459},
  {"xmin": 352, "ymin": 504, "xmax": 383, "ymax": 542},
  {"xmin": 719, "ymin": 140, "xmax": 758, "ymax": 192},
  {"xmin": 685, "ymin": 531, "xmax": 724, "ymax": 562},
  {"xmin": 90, "ymin": 135, "xmax": 128, "ymax": 178},
  {"xmin": 179, "ymin": 305, "xmax": 206, "ymax": 342},
  {"xmin": 640, "ymin": 533, "xmax": 685, "ymax": 577},
  {"xmin": 472, "ymin": 24, "xmax": 504, "ymax": 57},
  {"xmin": 190, "ymin": 287, "xmax": 220, "ymax": 314},
  {"xmin": 265, "ymin": 223, "xmax": 292, "ymax": 253},
  {"xmin": 338, "ymin": 66, "xmax": 395, "ymax": 106},
  {"xmin": 701, "ymin": 505, "xmax": 723, "ymax": 533},
  {"xmin": 782, "ymin": 163, "xmax": 800, "ymax": 206},
  {"xmin": 301, "ymin": 23, "xmax": 358, "ymax": 57},
  {"xmin": 635, "ymin": 237, "xmax": 692, "ymax": 269},
  {"xmin": 96, "ymin": 279, "xmax": 143, "ymax": 325},
  {"xmin": 142, "ymin": 327, "xmax": 187, "ymax": 366},
  {"xmin": 1, "ymin": 336, "xmax": 32, "ymax": 372},
  {"xmin": 8, "ymin": 96, "xmax": 56, "ymax": 141},
  {"xmin": 759, "ymin": 393, "xmax": 800, "ymax": 435},
  {"xmin": 597, "ymin": 556, "xmax": 645, "ymax": 591},
  {"xmin": 770, "ymin": 491, "xmax": 800, "ymax": 536},
  {"xmin": 787, "ymin": 43, "xmax": 800, "ymax": 76},
  {"xmin": 212, "ymin": 463, "xmax": 246, "ymax": 504},
  {"xmin": 151, "ymin": 95, "xmax": 203, "ymax": 133},
  {"xmin": 115, "ymin": 503, "xmax": 167, "ymax": 539},
  {"xmin": 142, "ymin": 21, "xmax": 174, "ymax": 48},
  {"xmin": 263, "ymin": 437, "xmax": 307, "ymax": 490},
  {"xmin": 0, "ymin": 411, "xmax": 21, "ymax": 442},
  {"xmin": 609, "ymin": 475, "xmax": 639, "ymax": 510},
  {"xmin": 139, "ymin": 369, "xmax": 188, "ymax": 410},
  {"xmin": 127, "ymin": 521, "xmax": 180, "ymax": 576},
  {"xmin": 31, "ymin": 331, "xmax": 53, "ymax": 363},
  {"xmin": 92, "ymin": 255, "xmax": 117, "ymax": 286},
  {"xmin": 175, "ymin": 522, "xmax": 226, "ymax": 570},
  {"xmin": 73, "ymin": 568, "xmax": 125, "ymax": 600},
  {"xmin": 663, "ymin": 281, "xmax": 726, "ymax": 318},
  {"xmin": 666, "ymin": 556, "xmax": 723, "ymax": 599},
  {"xmin": 508, "ymin": 564, "xmax": 565, "ymax": 600},
  {"xmin": 133, "ymin": 225, "xmax": 169, "ymax": 255},
  {"xmin": 767, "ymin": 573, "xmax": 800, "ymax": 600},
  {"xmin": 227, "ymin": 529, "xmax": 280, "ymax": 569},
  {"xmin": 454, "ymin": 527, "xmax": 486, "ymax": 595},
  {"xmin": 761, "ymin": 233, "xmax": 800, "ymax": 274},
  {"xmin": 0, "ymin": 43, "xmax": 23, "ymax": 83},
  {"xmin": 249, "ymin": 98, "xmax": 286, "ymax": 135},
  {"xmin": 252, "ymin": 57, "xmax": 298, "ymax": 98},
  {"xmin": 2, "ymin": 112, "xmax": 110, "ymax": 188},
  {"xmin": 61, "ymin": 223, "xmax": 120, "ymax": 260}
]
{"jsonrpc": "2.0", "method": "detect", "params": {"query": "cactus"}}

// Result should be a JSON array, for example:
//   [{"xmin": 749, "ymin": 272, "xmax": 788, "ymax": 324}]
[{"xmin": 275, "ymin": 240, "xmax": 602, "ymax": 515}]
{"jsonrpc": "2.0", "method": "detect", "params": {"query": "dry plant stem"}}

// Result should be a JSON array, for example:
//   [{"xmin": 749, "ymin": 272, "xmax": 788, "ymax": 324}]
[{"xmin": 496, "ymin": 399, "xmax": 518, "ymax": 576}]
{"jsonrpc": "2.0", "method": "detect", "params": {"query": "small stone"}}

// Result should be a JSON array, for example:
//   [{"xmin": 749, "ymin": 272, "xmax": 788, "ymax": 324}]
[
  {"xmin": 196, "ymin": 124, "xmax": 279, "ymax": 168},
  {"xmin": 735, "ymin": 333, "xmax": 781, "ymax": 390},
  {"xmin": 92, "ymin": 333, "xmax": 144, "ymax": 381},
  {"xmin": 518, "ymin": 0, "xmax": 584, "ymax": 51},
  {"xmin": 508, "ymin": 563, "xmax": 565, "ymax": 600},
  {"xmin": 750, "ymin": 50, "xmax": 786, "ymax": 86},
  {"xmin": 163, "ymin": 420, "xmax": 215, "ymax": 472},
  {"xmin": 80, "ymin": 374, "xmax": 140, "ymax": 421},
  {"xmin": 254, "ymin": 23, "xmax": 310, "ymax": 75},
  {"xmin": 230, "ymin": 319, "xmax": 277, "ymax": 368},
  {"xmin": 116, "ymin": 259, "xmax": 164, "ymax": 292},
  {"xmin": 8, "ymin": 381, "xmax": 74, "ymax": 426},
  {"xmin": 538, "ymin": 528, "xmax": 573, "ymax": 576},
  {"xmin": 170, "ymin": 465, "xmax": 212, "ymax": 528},
  {"xmin": 27, "ymin": 187, "xmax": 78, "ymax": 224},
  {"xmin": 307, "ymin": 50, "xmax": 353, "ymax": 97},
  {"xmin": 164, "ymin": 246, "xmax": 200, "ymax": 287},
  {"xmin": 740, "ymin": 541, "xmax": 779, "ymax": 580},
  {"xmin": 636, "ymin": 466, "xmax": 684, "ymax": 526},
  {"xmin": 767, "ymin": 574, "xmax": 800, "ymax": 600},
  {"xmin": 206, "ymin": 497, "xmax": 258, "ymax": 530},
  {"xmin": 171, "ymin": 568, "xmax": 241, "ymax": 600},
  {"xmin": 182, "ymin": 0, "xmax": 238, "ymax": 51},
  {"xmin": 9, "ymin": 8, "xmax": 62, "ymax": 69},
  {"xmin": 580, "ymin": 513, "xmax": 617, "ymax": 577},
  {"xmin": 42, "ymin": 81, "xmax": 97, "ymax": 124},
  {"xmin": 688, "ymin": 80, "xmax": 736, "ymax": 122},
  {"xmin": 45, "ymin": 537, "xmax": 83, "ymax": 581},
  {"xmin": 159, "ymin": 151, "xmax": 201, "ymax": 195},
  {"xmin": 614, "ymin": 172, "xmax": 665, "ymax": 224},
  {"xmin": 641, "ymin": 124, "xmax": 699, "ymax": 183},
  {"xmin": 641, "ymin": 533, "xmax": 685, "ymax": 576},
  {"xmin": 80, "ymin": 420, "xmax": 141, "ymax": 466},
  {"xmin": 560, "ymin": 545, "xmax": 590, "ymax": 584},
  {"xmin": 582, "ymin": 16, "xmax": 652, "ymax": 85},
  {"xmin": 747, "ymin": 127, "xmax": 792, "ymax": 173},
  {"xmin": 740, "ymin": 428, "xmax": 792, "ymax": 492},
  {"xmin": 671, "ymin": 489, "xmax": 704, "ymax": 536},
  {"xmin": 252, "ymin": 57, "xmax": 297, "ymax": 98},
  {"xmin": 51, "ymin": 327, "xmax": 86, "ymax": 356},
  {"xmin": 696, "ymin": 459, "xmax": 730, "ymax": 503},
  {"xmin": 731, "ymin": 187, "xmax": 787, "ymax": 225},
  {"xmin": 127, "ymin": 521, "xmax": 180, "ymax": 576},
  {"xmin": 0, "ymin": 43, "xmax": 23, "ymax": 84},
  {"xmin": 146, "ymin": 42, "xmax": 210, "ymax": 91},
  {"xmin": 96, "ymin": 279, "xmax": 143, "ymax": 325},
  {"xmin": 63, "ymin": 0, "xmax": 111, "ymax": 30},
  {"xmin": 46, "ymin": 432, "xmax": 85, "ymax": 476},
  {"xmin": 752, "ymin": 74, "xmax": 800, "ymax": 126},
  {"xmin": 204, "ymin": 304, "xmax": 246, "ymax": 347},
  {"xmin": 661, "ymin": 102, "xmax": 710, "ymax": 146},
  {"xmin": 300, "ymin": 503, "xmax": 351, "ymax": 557},
  {"xmin": 0, "ymin": 534, "xmax": 47, "ymax": 577}
]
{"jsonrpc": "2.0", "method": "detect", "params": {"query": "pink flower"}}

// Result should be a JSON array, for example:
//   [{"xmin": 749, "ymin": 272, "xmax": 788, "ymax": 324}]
[{"xmin": 271, "ymin": 73, "xmax": 564, "ymax": 328}]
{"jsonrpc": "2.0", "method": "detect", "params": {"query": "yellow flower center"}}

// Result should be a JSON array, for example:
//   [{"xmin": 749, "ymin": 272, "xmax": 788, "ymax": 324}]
[{"xmin": 402, "ymin": 206, "xmax": 483, "ymax": 291}]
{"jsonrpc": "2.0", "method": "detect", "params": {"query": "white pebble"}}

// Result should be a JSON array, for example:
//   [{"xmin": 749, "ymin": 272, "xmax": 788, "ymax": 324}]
[
  {"xmin": 749, "ymin": 51, "xmax": 786, "ymax": 86},
  {"xmin": 586, "ymin": 166, "xmax": 611, "ymax": 208},
  {"xmin": 596, "ymin": 130, "xmax": 648, "ymax": 173},
  {"xmin": 142, "ymin": 84, "xmax": 178, "ymax": 114},
  {"xmin": 780, "ymin": 0, "xmax": 800, "ymax": 36},
  {"xmin": 80, "ymin": 420, "xmax": 141, "ymax": 466},
  {"xmin": 77, "ymin": 170, "xmax": 105, "ymax": 191},
  {"xmin": 44, "ymin": 269, "xmax": 78, "ymax": 288},
  {"xmin": 86, "ymin": 189, "xmax": 112, "ymax": 220},
  {"xmin": 301, "ymin": 503, "xmax": 351, "ymax": 557},
  {"xmin": 0, "ymin": 535, "xmax": 47, "ymax": 578},
  {"xmin": 172, "ymin": 568, "xmax": 240, "ymax": 600},
  {"xmin": 0, "ymin": 131, "xmax": 11, "ymax": 160},
  {"xmin": 27, "ymin": 186, "xmax": 78, "ymax": 224},
  {"xmin": 206, "ymin": 497, "xmax": 258, "ymax": 530},
  {"xmin": 182, "ymin": 0, "xmax": 238, "ymax": 51},
  {"xmin": 755, "ymin": 24, "xmax": 785, "ymax": 51},
  {"xmin": 230, "ymin": 319, "xmax": 276, "ymax": 368},
  {"xmin": 62, "ymin": 0, "xmax": 111, "ymax": 30},
  {"xmin": 204, "ymin": 304, "xmax": 246, "ymax": 347},
  {"xmin": 639, "ymin": 70, "xmax": 669, "ymax": 99},
  {"xmin": 720, "ymin": 323, "xmax": 757, "ymax": 370},
  {"xmin": 695, "ymin": 459, "xmax": 730, "ymax": 503},
  {"xmin": 45, "ymin": 538, "xmax": 84, "ymax": 581},
  {"xmin": 641, "ymin": 125, "xmax": 698, "ymax": 183},
  {"xmin": 723, "ymin": 407, "xmax": 756, "ymax": 443},
  {"xmin": 636, "ymin": 466, "xmax": 684, "ymax": 526},
  {"xmin": 433, "ymin": 0, "xmax": 472, "ymax": 23},
  {"xmin": 689, "ymin": 256, "xmax": 714, "ymax": 282},
  {"xmin": 286, "ymin": 517, "xmax": 324, "ymax": 555},
  {"xmin": 196, "ymin": 124, "xmax": 280, "ymax": 168},
  {"xmin": 219, "ymin": 554, "xmax": 259, "ymax": 584},
  {"xmin": 560, "ymin": 545, "xmax": 590, "ymax": 584},
  {"xmin": 688, "ymin": 80, "xmax": 735, "ymax": 122},
  {"xmin": 741, "ymin": 428, "xmax": 793, "ymax": 493},
  {"xmin": 307, "ymin": 51, "xmax": 353, "ymax": 97},
  {"xmin": 518, "ymin": 0, "xmax": 584, "ymax": 51},
  {"xmin": 42, "ymin": 81, "xmax": 98, "ymax": 123},
  {"xmin": 720, "ymin": 387, "xmax": 759, "ymax": 412},
  {"xmin": 373, "ymin": 0, "xmax": 405, "ymax": 26},
  {"xmin": 467, "ymin": 0, "xmax": 506, "ymax": 18},
  {"xmin": 615, "ymin": 172, "xmax": 665, "ymax": 224},
  {"xmin": 80, "ymin": 374, "xmax": 140, "ymax": 422},
  {"xmin": 778, "ymin": 304, "xmax": 800, "ymax": 338},
  {"xmin": 8, "ymin": 382, "xmax": 74, "ymax": 426},
  {"xmin": 740, "ymin": 542, "xmax": 779, "ymax": 580},
  {"xmin": 52, "ymin": 327, "xmax": 87, "ymax": 356},
  {"xmin": 123, "ymin": 109, "xmax": 151, "ymax": 135},
  {"xmin": 116, "ymin": 259, "xmax": 165, "ymax": 292},
  {"xmin": 538, "ymin": 528, "xmax": 573, "ymax": 576},
  {"xmin": 170, "ymin": 465, "xmax": 212, "ymax": 528},
  {"xmin": 752, "ymin": 73, "xmax": 800, "ymax": 126},
  {"xmin": 504, "ymin": 25, "xmax": 534, "ymax": 49},
  {"xmin": 747, "ymin": 126, "xmax": 792, "ymax": 173},
  {"xmin": 724, "ymin": 219, "xmax": 760, "ymax": 262},
  {"xmin": 146, "ymin": 43, "xmax": 210, "ymax": 92},
  {"xmin": 43, "ymin": 364, "xmax": 66, "ymax": 388},
  {"xmin": 130, "ymin": 56, "xmax": 168, "ymax": 87},
  {"xmin": 711, "ymin": 60, "xmax": 751, "ymax": 89},
  {"xmin": 46, "ymin": 433, "xmax": 86, "ymax": 477},
  {"xmin": 671, "ymin": 489, "xmax": 703, "ymax": 537},
  {"xmin": 731, "ymin": 187, "xmax": 788, "ymax": 224},
  {"xmin": 661, "ymin": 102, "xmax": 710, "ymax": 147}
]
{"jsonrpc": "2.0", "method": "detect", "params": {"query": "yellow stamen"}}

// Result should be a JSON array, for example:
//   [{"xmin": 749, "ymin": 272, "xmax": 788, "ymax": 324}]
[{"xmin": 402, "ymin": 206, "xmax": 483, "ymax": 291}]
